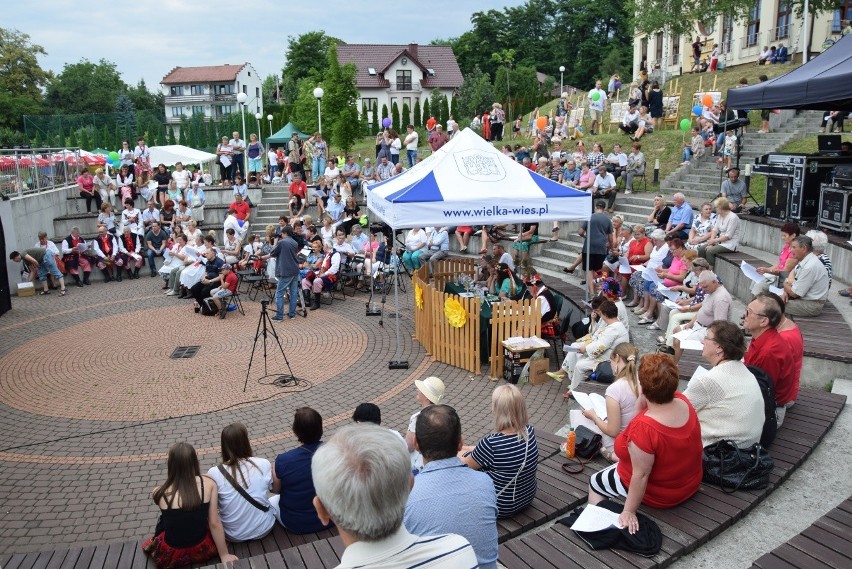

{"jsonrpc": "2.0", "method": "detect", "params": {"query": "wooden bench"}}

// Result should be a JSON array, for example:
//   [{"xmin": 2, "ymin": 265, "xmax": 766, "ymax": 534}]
[
  {"xmin": 542, "ymin": 277, "xmax": 588, "ymax": 314},
  {"xmin": 751, "ymin": 494, "xmax": 852, "ymax": 569},
  {"xmin": 497, "ymin": 386, "xmax": 847, "ymax": 569}
]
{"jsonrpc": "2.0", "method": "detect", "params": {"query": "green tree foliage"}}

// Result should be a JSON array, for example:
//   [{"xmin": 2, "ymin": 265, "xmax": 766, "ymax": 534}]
[
  {"xmin": 401, "ymin": 102, "xmax": 411, "ymax": 128},
  {"xmin": 167, "ymin": 126, "xmax": 176, "ymax": 145},
  {"xmin": 429, "ymin": 90, "xmax": 444, "ymax": 125},
  {"xmin": 0, "ymin": 28, "xmax": 51, "ymax": 130},
  {"xmin": 262, "ymin": 73, "xmax": 279, "ymax": 102},
  {"xmin": 413, "ymin": 99, "xmax": 422, "ymax": 128},
  {"xmin": 45, "ymin": 59, "xmax": 125, "ymax": 115},
  {"xmin": 380, "ymin": 104, "xmax": 389, "ymax": 127},
  {"xmin": 440, "ymin": 96, "xmax": 450, "ymax": 128},
  {"xmin": 282, "ymin": 31, "xmax": 342, "ymax": 82},
  {"xmin": 322, "ymin": 44, "xmax": 360, "ymax": 149},
  {"xmin": 360, "ymin": 101, "xmax": 369, "ymax": 136},
  {"xmin": 290, "ymin": 73, "xmax": 322, "ymax": 134},
  {"xmin": 333, "ymin": 107, "xmax": 360, "ymax": 154},
  {"xmin": 370, "ymin": 106, "xmax": 379, "ymax": 134},
  {"xmin": 280, "ymin": 75, "xmax": 299, "ymax": 106},
  {"xmin": 0, "ymin": 127, "xmax": 29, "ymax": 147},
  {"xmin": 114, "ymin": 94, "xmax": 137, "ymax": 141},
  {"xmin": 422, "ymin": 98, "xmax": 431, "ymax": 123},
  {"xmin": 450, "ymin": 97, "xmax": 458, "ymax": 123},
  {"xmin": 126, "ymin": 79, "xmax": 162, "ymax": 112},
  {"xmin": 391, "ymin": 102, "xmax": 400, "ymax": 131}
]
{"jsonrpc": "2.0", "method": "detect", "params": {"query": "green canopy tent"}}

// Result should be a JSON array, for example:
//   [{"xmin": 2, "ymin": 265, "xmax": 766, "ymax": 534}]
[{"xmin": 267, "ymin": 122, "xmax": 310, "ymax": 146}]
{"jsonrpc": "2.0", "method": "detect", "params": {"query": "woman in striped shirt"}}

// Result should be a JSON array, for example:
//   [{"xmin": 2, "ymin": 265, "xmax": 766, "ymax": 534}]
[{"xmin": 460, "ymin": 384, "xmax": 538, "ymax": 517}]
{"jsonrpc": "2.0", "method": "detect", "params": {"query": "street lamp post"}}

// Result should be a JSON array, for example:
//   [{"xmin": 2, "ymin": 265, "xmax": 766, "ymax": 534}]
[
  {"xmin": 559, "ymin": 65, "xmax": 565, "ymax": 95},
  {"xmin": 267, "ymin": 114, "xmax": 274, "ymax": 139},
  {"xmin": 236, "ymin": 92, "xmax": 248, "ymax": 177},
  {"xmin": 313, "ymin": 87, "xmax": 324, "ymax": 134}
]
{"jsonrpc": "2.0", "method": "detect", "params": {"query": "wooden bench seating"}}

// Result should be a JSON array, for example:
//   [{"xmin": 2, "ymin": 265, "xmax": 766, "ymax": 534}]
[
  {"xmin": 751, "ymin": 495, "xmax": 852, "ymax": 569},
  {"xmin": 497, "ymin": 387, "xmax": 847, "ymax": 569},
  {"xmin": 541, "ymin": 277, "xmax": 588, "ymax": 313}
]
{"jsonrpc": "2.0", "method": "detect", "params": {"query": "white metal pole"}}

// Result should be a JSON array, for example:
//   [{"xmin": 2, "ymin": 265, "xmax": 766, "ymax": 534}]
[
  {"xmin": 803, "ymin": 0, "xmax": 810, "ymax": 63},
  {"xmin": 240, "ymin": 105, "xmax": 247, "ymax": 177},
  {"xmin": 317, "ymin": 98, "xmax": 322, "ymax": 134}
]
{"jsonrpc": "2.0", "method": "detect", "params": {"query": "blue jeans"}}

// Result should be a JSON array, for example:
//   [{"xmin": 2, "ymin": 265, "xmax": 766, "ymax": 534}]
[
  {"xmin": 37, "ymin": 253, "xmax": 63, "ymax": 281},
  {"xmin": 275, "ymin": 274, "xmax": 299, "ymax": 318},
  {"xmin": 407, "ymin": 149, "xmax": 418, "ymax": 167},
  {"xmin": 147, "ymin": 249, "xmax": 164, "ymax": 272},
  {"xmin": 682, "ymin": 147, "xmax": 693, "ymax": 162},
  {"xmin": 312, "ymin": 156, "xmax": 326, "ymax": 180}
]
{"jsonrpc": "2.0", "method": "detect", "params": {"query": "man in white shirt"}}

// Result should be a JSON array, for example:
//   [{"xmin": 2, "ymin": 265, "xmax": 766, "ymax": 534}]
[
  {"xmin": 605, "ymin": 143, "xmax": 628, "ymax": 182},
  {"xmin": 592, "ymin": 164, "xmax": 618, "ymax": 212},
  {"xmin": 403, "ymin": 125, "xmax": 419, "ymax": 167},
  {"xmin": 229, "ymin": 130, "xmax": 246, "ymax": 177},
  {"xmin": 418, "ymin": 226, "xmax": 449, "ymax": 276},
  {"xmin": 312, "ymin": 424, "xmax": 477, "ymax": 569},
  {"xmin": 619, "ymin": 104, "xmax": 640, "ymax": 135},
  {"xmin": 587, "ymin": 79, "xmax": 608, "ymax": 135},
  {"xmin": 491, "ymin": 243, "xmax": 514, "ymax": 271},
  {"xmin": 341, "ymin": 156, "xmax": 361, "ymax": 195},
  {"xmin": 783, "ymin": 235, "xmax": 829, "ymax": 317},
  {"xmin": 141, "ymin": 200, "xmax": 161, "ymax": 232}
]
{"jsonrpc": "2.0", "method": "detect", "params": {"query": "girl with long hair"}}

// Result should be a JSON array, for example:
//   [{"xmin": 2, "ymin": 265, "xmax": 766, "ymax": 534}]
[{"xmin": 142, "ymin": 442, "xmax": 237, "ymax": 568}]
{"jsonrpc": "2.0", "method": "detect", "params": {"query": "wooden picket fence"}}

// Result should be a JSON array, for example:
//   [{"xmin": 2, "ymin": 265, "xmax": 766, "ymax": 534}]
[
  {"xmin": 489, "ymin": 298, "xmax": 542, "ymax": 379},
  {"xmin": 412, "ymin": 262, "xmax": 481, "ymax": 374}
]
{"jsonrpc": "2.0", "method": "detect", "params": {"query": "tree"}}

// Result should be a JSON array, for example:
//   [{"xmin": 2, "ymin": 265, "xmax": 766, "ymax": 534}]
[
  {"xmin": 282, "ymin": 31, "xmax": 342, "ymax": 82},
  {"xmin": 360, "ymin": 101, "xmax": 370, "ymax": 135},
  {"xmin": 370, "ymin": 106, "xmax": 379, "ymax": 134},
  {"xmin": 333, "ymin": 107, "xmax": 360, "ymax": 154},
  {"xmin": 0, "ymin": 28, "xmax": 51, "ymax": 130},
  {"xmin": 429, "ymin": 89, "xmax": 444, "ymax": 126},
  {"xmin": 321, "ymin": 44, "xmax": 360, "ymax": 149},
  {"xmin": 262, "ymin": 73, "xmax": 279, "ymax": 103},
  {"xmin": 456, "ymin": 66, "xmax": 495, "ymax": 120},
  {"xmin": 167, "ymin": 126, "xmax": 176, "ymax": 145},
  {"xmin": 380, "ymin": 103, "xmax": 389, "ymax": 127},
  {"xmin": 440, "ymin": 96, "xmax": 450, "ymax": 128},
  {"xmin": 290, "ymin": 75, "xmax": 322, "ymax": 134},
  {"xmin": 115, "ymin": 93, "xmax": 137, "ymax": 141},
  {"xmin": 450, "ymin": 97, "xmax": 458, "ymax": 123},
  {"xmin": 391, "ymin": 102, "xmax": 400, "ymax": 132},
  {"xmin": 401, "ymin": 102, "xmax": 411, "ymax": 129},
  {"xmin": 126, "ymin": 79, "xmax": 162, "ymax": 112},
  {"xmin": 413, "ymin": 99, "xmax": 422, "ymax": 128},
  {"xmin": 45, "ymin": 58, "xmax": 125, "ymax": 115},
  {"xmin": 422, "ymin": 98, "xmax": 431, "ymax": 123}
]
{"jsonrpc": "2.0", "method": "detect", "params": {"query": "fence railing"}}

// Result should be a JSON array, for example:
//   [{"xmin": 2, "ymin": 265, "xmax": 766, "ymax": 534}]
[{"xmin": 0, "ymin": 148, "xmax": 83, "ymax": 197}]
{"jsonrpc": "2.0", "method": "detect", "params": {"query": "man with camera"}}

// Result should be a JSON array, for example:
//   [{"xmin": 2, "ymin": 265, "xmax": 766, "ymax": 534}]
[{"xmin": 264, "ymin": 224, "xmax": 301, "ymax": 321}]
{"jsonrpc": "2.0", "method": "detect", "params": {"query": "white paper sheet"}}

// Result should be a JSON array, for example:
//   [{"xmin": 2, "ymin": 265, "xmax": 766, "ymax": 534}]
[
  {"xmin": 673, "ymin": 325, "xmax": 705, "ymax": 351},
  {"xmin": 630, "ymin": 264, "xmax": 645, "ymax": 272},
  {"xmin": 573, "ymin": 392, "xmax": 608, "ymax": 420},
  {"xmin": 769, "ymin": 285, "xmax": 784, "ymax": 296},
  {"xmin": 570, "ymin": 504, "xmax": 621, "ymax": 532},
  {"xmin": 643, "ymin": 267, "xmax": 662, "ymax": 283},
  {"xmin": 618, "ymin": 256, "xmax": 632, "ymax": 274},
  {"xmin": 663, "ymin": 299, "xmax": 681, "ymax": 310},
  {"xmin": 75, "ymin": 243, "xmax": 89, "ymax": 253},
  {"xmin": 655, "ymin": 285, "xmax": 680, "ymax": 301},
  {"xmin": 740, "ymin": 260, "xmax": 765, "ymax": 284}
]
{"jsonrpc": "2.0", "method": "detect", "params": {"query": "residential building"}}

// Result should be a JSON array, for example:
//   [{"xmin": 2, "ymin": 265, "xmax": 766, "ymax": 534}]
[
  {"xmin": 336, "ymin": 43, "xmax": 462, "ymax": 125},
  {"xmin": 632, "ymin": 2, "xmax": 850, "ymax": 77},
  {"xmin": 160, "ymin": 63, "xmax": 263, "ymax": 127}
]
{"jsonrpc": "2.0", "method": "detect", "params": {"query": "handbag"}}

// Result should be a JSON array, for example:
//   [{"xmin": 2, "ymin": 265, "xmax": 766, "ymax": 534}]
[
  {"xmin": 574, "ymin": 425, "xmax": 602, "ymax": 459},
  {"xmin": 559, "ymin": 499, "xmax": 662, "ymax": 557},
  {"xmin": 702, "ymin": 440, "xmax": 773, "ymax": 493}
]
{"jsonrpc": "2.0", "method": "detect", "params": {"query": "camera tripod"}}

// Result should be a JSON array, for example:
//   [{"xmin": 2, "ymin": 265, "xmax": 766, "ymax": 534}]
[{"xmin": 242, "ymin": 300, "xmax": 299, "ymax": 391}]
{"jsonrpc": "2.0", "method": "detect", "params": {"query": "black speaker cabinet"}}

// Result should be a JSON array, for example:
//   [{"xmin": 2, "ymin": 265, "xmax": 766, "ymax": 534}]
[
  {"xmin": 818, "ymin": 184, "xmax": 852, "ymax": 234},
  {"xmin": 765, "ymin": 175, "xmax": 790, "ymax": 220}
]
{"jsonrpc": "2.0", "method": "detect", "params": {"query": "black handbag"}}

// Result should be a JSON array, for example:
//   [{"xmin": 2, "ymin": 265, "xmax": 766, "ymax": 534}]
[
  {"xmin": 559, "ymin": 499, "xmax": 662, "ymax": 556},
  {"xmin": 574, "ymin": 425, "xmax": 603, "ymax": 459},
  {"xmin": 702, "ymin": 440, "xmax": 773, "ymax": 493}
]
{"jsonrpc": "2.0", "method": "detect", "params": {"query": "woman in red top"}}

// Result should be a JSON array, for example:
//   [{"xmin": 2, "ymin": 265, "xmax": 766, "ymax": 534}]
[
  {"xmin": 624, "ymin": 224, "xmax": 652, "ymax": 305},
  {"xmin": 588, "ymin": 354, "xmax": 703, "ymax": 533}
]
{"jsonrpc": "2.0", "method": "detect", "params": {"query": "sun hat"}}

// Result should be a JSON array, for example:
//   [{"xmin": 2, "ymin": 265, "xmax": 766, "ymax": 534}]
[{"xmin": 414, "ymin": 376, "xmax": 445, "ymax": 404}]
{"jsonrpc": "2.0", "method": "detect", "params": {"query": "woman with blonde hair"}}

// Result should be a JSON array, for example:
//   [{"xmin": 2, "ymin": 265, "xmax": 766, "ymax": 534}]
[
  {"xmin": 206, "ymin": 423, "xmax": 276, "ymax": 542},
  {"xmin": 570, "ymin": 342, "xmax": 640, "ymax": 461},
  {"xmin": 460, "ymin": 384, "xmax": 538, "ymax": 517}
]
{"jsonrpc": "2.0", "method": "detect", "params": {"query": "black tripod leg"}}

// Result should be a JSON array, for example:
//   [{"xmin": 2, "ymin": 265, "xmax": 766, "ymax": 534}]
[
  {"xmin": 242, "ymin": 304, "xmax": 267, "ymax": 392},
  {"xmin": 262, "ymin": 310, "xmax": 297, "ymax": 382}
]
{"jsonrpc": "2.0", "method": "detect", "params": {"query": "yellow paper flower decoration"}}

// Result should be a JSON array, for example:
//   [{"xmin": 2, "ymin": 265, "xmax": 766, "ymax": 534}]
[
  {"xmin": 414, "ymin": 283, "xmax": 424, "ymax": 309},
  {"xmin": 444, "ymin": 297, "xmax": 467, "ymax": 328}
]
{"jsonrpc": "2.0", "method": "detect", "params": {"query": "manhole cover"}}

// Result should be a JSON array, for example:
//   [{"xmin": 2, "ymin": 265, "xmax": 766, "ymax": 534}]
[{"xmin": 170, "ymin": 346, "xmax": 201, "ymax": 359}]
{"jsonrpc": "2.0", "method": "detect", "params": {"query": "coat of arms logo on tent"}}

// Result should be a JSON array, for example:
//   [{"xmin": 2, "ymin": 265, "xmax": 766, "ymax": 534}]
[{"xmin": 454, "ymin": 150, "xmax": 506, "ymax": 182}]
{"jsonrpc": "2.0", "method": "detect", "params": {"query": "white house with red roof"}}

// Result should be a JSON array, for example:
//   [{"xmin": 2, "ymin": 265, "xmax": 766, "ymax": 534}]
[
  {"xmin": 160, "ymin": 63, "xmax": 263, "ymax": 126},
  {"xmin": 336, "ymin": 43, "xmax": 462, "ymax": 126}
]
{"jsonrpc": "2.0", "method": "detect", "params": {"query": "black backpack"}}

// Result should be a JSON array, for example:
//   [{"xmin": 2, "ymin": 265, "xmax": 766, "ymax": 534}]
[{"xmin": 746, "ymin": 364, "xmax": 777, "ymax": 448}]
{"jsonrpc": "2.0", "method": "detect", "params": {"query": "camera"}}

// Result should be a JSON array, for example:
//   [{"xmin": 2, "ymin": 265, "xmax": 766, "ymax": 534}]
[{"xmin": 261, "ymin": 300, "xmax": 269, "ymax": 307}]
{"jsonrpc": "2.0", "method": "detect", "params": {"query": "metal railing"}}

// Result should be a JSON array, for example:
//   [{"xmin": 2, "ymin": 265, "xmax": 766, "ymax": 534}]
[
  {"xmin": 164, "ymin": 94, "xmax": 214, "ymax": 104},
  {"xmin": 0, "ymin": 148, "xmax": 83, "ymax": 197},
  {"xmin": 389, "ymin": 81, "xmax": 422, "ymax": 92}
]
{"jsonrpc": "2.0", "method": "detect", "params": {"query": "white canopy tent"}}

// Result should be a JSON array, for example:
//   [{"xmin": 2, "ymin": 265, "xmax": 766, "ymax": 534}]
[
  {"xmin": 148, "ymin": 145, "xmax": 218, "ymax": 172},
  {"xmin": 366, "ymin": 128, "xmax": 591, "ymax": 228},
  {"xmin": 365, "ymin": 128, "xmax": 592, "ymax": 369}
]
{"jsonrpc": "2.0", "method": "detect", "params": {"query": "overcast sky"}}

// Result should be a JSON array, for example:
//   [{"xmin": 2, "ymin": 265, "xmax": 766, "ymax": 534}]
[{"xmin": 7, "ymin": 0, "xmax": 525, "ymax": 92}]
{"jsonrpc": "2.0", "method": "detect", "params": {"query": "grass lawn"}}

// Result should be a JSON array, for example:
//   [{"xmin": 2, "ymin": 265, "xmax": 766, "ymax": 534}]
[{"xmin": 329, "ymin": 63, "xmax": 804, "ymax": 191}]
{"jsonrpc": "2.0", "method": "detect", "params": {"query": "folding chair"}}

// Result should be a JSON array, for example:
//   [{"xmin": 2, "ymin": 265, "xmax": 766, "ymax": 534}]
[
  {"xmin": 339, "ymin": 256, "xmax": 364, "ymax": 296},
  {"xmin": 224, "ymin": 288, "xmax": 245, "ymax": 318}
]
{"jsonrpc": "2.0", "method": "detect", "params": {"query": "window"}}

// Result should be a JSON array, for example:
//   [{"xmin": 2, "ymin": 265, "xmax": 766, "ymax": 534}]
[
  {"xmin": 671, "ymin": 35, "xmax": 680, "ymax": 65},
  {"xmin": 368, "ymin": 67, "xmax": 377, "ymax": 75},
  {"xmin": 776, "ymin": 1, "xmax": 791, "ymax": 40},
  {"xmin": 170, "ymin": 106, "xmax": 183, "ymax": 117},
  {"xmin": 169, "ymin": 85, "xmax": 184, "ymax": 96},
  {"xmin": 721, "ymin": 14, "xmax": 735, "ymax": 53},
  {"xmin": 256, "ymin": 87, "xmax": 260, "ymax": 99},
  {"xmin": 242, "ymin": 85, "xmax": 247, "ymax": 94},
  {"xmin": 362, "ymin": 98, "xmax": 378, "ymax": 111},
  {"xmin": 396, "ymin": 70, "xmax": 412, "ymax": 90},
  {"xmin": 216, "ymin": 84, "xmax": 234, "ymax": 95},
  {"xmin": 833, "ymin": 1, "xmax": 852, "ymax": 33},
  {"xmin": 219, "ymin": 105, "xmax": 235, "ymax": 115},
  {"xmin": 390, "ymin": 97, "xmax": 398, "ymax": 110},
  {"xmin": 655, "ymin": 33, "xmax": 663, "ymax": 62},
  {"xmin": 747, "ymin": 2, "xmax": 761, "ymax": 47},
  {"xmin": 191, "ymin": 105, "xmax": 205, "ymax": 115},
  {"xmin": 190, "ymin": 84, "xmax": 205, "ymax": 95}
]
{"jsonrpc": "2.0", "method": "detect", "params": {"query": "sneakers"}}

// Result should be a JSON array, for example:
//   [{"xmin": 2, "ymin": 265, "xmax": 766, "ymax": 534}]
[
  {"xmin": 546, "ymin": 371, "xmax": 565, "ymax": 382},
  {"xmin": 647, "ymin": 322, "xmax": 661, "ymax": 330},
  {"xmin": 631, "ymin": 306, "xmax": 645, "ymax": 314},
  {"xmin": 271, "ymin": 316, "xmax": 284, "ymax": 321},
  {"xmin": 637, "ymin": 316, "xmax": 655, "ymax": 325},
  {"xmin": 164, "ymin": 290, "xmax": 177, "ymax": 296},
  {"xmin": 624, "ymin": 189, "xmax": 632, "ymax": 194},
  {"xmin": 657, "ymin": 335, "xmax": 666, "ymax": 344}
]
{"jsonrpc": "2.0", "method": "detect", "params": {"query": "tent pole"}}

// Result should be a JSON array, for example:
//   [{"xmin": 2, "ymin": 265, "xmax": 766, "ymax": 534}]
[
  {"xmin": 389, "ymin": 222, "xmax": 409, "ymax": 370},
  {"xmin": 584, "ymin": 213, "xmax": 591, "ymax": 303}
]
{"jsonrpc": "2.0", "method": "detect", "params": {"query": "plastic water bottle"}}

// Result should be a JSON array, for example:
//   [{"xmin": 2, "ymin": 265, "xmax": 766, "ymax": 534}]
[{"xmin": 565, "ymin": 429, "xmax": 576, "ymax": 458}]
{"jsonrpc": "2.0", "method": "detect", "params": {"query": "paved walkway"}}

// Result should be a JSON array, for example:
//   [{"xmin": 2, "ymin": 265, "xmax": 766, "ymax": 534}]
[{"xmin": 0, "ymin": 277, "xmax": 569, "ymax": 555}]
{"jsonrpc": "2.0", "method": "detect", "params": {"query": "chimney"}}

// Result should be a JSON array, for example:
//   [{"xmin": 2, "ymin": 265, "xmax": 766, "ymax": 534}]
[{"xmin": 408, "ymin": 43, "xmax": 418, "ymax": 61}]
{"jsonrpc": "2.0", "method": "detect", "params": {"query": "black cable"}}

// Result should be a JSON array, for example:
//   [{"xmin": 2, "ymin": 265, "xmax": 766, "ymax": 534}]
[{"xmin": 0, "ymin": 380, "xmax": 313, "ymax": 453}]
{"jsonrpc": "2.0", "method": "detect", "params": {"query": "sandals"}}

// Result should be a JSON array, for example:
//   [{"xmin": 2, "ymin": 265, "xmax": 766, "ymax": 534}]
[
  {"xmin": 39, "ymin": 290, "xmax": 50, "ymax": 295},
  {"xmin": 59, "ymin": 290, "xmax": 66, "ymax": 296},
  {"xmin": 839, "ymin": 289, "xmax": 851, "ymax": 297},
  {"xmin": 562, "ymin": 267, "xmax": 575, "ymax": 274}
]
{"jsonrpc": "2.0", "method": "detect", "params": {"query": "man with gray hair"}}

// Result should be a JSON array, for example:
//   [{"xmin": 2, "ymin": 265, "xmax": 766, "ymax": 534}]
[
  {"xmin": 664, "ymin": 270, "xmax": 731, "ymax": 363},
  {"xmin": 783, "ymin": 235, "xmax": 829, "ymax": 317},
  {"xmin": 805, "ymin": 230, "xmax": 832, "ymax": 288},
  {"xmin": 312, "ymin": 425, "xmax": 477, "ymax": 568},
  {"xmin": 666, "ymin": 193, "xmax": 693, "ymax": 240}
]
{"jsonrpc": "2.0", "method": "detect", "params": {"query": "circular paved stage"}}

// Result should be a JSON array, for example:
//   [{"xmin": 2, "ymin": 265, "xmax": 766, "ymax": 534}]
[{"xmin": 0, "ymin": 277, "xmax": 569, "ymax": 554}]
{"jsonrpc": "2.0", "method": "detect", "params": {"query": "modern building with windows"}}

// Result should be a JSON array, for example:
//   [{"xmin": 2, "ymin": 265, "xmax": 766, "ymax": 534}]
[
  {"xmin": 632, "ymin": 1, "xmax": 851, "ymax": 78},
  {"xmin": 336, "ymin": 43, "xmax": 462, "ymax": 126},
  {"xmin": 160, "ymin": 63, "xmax": 263, "ymax": 128}
]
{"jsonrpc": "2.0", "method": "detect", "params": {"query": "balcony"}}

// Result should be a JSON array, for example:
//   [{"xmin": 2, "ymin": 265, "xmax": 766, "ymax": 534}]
[
  {"xmin": 388, "ymin": 81, "xmax": 422, "ymax": 92},
  {"xmin": 164, "ymin": 94, "xmax": 213, "ymax": 104},
  {"xmin": 766, "ymin": 24, "xmax": 794, "ymax": 44},
  {"xmin": 214, "ymin": 93, "xmax": 237, "ymax": 102}
]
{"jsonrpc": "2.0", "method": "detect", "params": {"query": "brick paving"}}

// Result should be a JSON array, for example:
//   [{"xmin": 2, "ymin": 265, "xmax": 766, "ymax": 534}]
[{"xmin": 0, "ymin": 276, "xmax": 572, "ymax": 555}]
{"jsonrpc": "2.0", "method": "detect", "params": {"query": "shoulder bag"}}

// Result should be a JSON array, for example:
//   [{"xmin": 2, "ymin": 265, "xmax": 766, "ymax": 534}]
[
  {"xmin": 702, "ymin": 440, "xmax": 773, "ymax": 493},
  {"xmin": 216, "ymin": 464, "xmax": 270, "ymax": 512}
]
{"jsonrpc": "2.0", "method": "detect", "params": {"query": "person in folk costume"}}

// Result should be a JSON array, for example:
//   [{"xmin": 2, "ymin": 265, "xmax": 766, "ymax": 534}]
[
  {"xmin": 525, "ymin": 274, "xmax": 559, "ymax": 336},
  {"xmin": 134, "ymin": 137, "xmax": 152, "ymax": 179},
  {"xmin": 118, "ymin": 226, "xmax": 145, "ymax": 279},
  {"xmin": 62, "ymin": 226, "xmax": 93, "ymax": 287},
  {"xmin": 93, "ymin": 224, "xmax": 123, "ymax": 282}
]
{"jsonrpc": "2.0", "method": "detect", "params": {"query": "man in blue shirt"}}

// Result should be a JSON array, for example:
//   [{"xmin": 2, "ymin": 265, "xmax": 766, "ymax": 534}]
[
  {"xmin": 404, "ymin": 405, "xmax": 498, "ymax": 569},
  {"xmin": 418, "ymin": 226, "xmax": 449, "ymax": 276},
  {"xmin": 666, "ymin": 192, "xmax": 694, "ymax": 240}
]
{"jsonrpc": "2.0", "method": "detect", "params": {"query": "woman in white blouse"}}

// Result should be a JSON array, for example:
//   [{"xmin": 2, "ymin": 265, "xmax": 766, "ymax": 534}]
[
  {"xmin": 700, "ymin": 196, "xmax": 740, "ymax": 266},
  {"xmin": 686, "ymin": 202, "xmax": 716, "ymax": 250}
]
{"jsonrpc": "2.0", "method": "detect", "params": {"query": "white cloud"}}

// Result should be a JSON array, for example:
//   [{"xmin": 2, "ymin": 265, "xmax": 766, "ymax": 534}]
[{"xmin": 5, "ymin": 0, "xmax": 525, "ymax": 89}]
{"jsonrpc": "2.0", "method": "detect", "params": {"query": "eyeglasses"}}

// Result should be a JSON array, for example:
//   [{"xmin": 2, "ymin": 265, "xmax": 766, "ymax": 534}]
[
  {"xmin": 744, "ymin": 307, "xmax": 767, "ymax": 318},
  {"xmin": 703, "ymin": 335, "xmax": 717, "ymax": 344}
]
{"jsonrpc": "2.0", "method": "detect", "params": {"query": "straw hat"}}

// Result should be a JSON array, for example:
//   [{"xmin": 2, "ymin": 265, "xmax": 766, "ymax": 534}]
[{"xmin": 415, "ymin": 376, "xmax": 445, "ymax": 404}]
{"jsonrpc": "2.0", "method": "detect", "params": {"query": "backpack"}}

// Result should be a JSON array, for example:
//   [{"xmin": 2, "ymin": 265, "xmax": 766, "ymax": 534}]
[{"xmin": 746, "ymin": 364, "xmax": 778, "ymax": 448}]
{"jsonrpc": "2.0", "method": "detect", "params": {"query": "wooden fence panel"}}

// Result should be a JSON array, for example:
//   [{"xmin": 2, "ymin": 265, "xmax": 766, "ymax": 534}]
[
  {"xmin": 412, "ymin": 273, "xmax": 433, "ymax": 355},
  {"xmin": 426, "ymin": 287, "xmax": 480, "ymax": 373},
  {"xmin": 432, "ymin": 257, "xmax": 476, "ymax": 291},
  {"xmin": 489, "ymin": 299, "xmax": 542, "ymax": 378}
]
